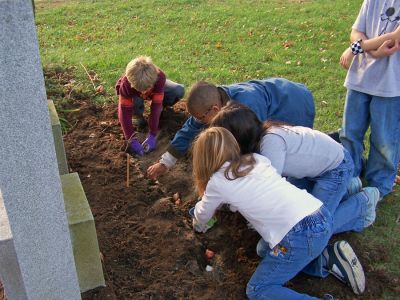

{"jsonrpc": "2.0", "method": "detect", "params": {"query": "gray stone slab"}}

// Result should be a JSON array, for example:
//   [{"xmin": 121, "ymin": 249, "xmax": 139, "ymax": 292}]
[
  {"xmin": 48, "ymin": 100, "xmax": 69, "ymax": 175},
  {"xmin": 0, "ymin": 192, "xmax": 28, "ymax": 300},
  {"xmin": 0, "ymin": 1, "xmax": 81, "ymax": 299}
]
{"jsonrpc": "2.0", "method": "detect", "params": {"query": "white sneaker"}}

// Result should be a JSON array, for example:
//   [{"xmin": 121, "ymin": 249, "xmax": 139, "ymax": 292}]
[{"xmin": 362, "ymin": 187, "xmax": 379, "ymax": 227}]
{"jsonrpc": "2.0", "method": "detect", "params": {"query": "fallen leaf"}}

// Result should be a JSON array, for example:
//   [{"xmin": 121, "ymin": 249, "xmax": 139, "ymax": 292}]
[
  {"xmin": 282, "ymin": 40, "xmax": 294, "ymax": 49},
  {"xmin": 95, "ymin": 85, "xmax": 104, "ymax": 94}
]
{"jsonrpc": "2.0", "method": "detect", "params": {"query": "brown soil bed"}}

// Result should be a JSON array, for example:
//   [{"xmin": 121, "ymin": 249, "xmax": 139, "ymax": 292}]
[
  {"xmin": 60, "ymin": 100, "xmax": 397, "ymax": 300},
  {"xmin": 0, "ymin": 2, "xmax": 398, "ymax": 297},
  {"xmin": 1, "ymin": 100, "xmax": 397, "ymax": 299}
]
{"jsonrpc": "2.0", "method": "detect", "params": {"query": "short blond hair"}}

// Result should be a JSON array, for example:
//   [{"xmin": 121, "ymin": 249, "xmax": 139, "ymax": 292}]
[
  {"xmin": 192, "ymin": 127, "xmax": 255, "ymax": 196},
  {"xmin": 125, "ymin": 56, "xmax": 158, "ymax": 92}
]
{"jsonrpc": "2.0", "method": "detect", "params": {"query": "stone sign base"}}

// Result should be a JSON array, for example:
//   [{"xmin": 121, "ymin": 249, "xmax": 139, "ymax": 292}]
[{"xmin": 61, "ymin": 173, "xmax": 105, "ymax": 292}]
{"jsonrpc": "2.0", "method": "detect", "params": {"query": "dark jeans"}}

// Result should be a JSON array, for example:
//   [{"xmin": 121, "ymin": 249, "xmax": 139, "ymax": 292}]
[{"xmin": 133, "ymin": 79, "xmax": 185, "ymax": 116}]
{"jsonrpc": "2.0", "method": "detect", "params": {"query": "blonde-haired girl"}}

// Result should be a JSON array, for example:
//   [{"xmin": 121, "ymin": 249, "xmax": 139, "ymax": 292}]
[{"xmin": 192, "ymin": 127, "xmax": 365, "ymax": 299}]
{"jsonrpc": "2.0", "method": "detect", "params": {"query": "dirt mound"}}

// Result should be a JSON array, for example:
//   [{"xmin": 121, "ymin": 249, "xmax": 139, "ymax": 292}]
[{"xmin": 60, "ymin": 100, "xmax": 399, "ymax": 299}]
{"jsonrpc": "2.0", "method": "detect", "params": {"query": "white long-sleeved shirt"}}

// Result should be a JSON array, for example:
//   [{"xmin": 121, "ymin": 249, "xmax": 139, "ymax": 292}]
[
  {"xmin": 194, "ymin": 154, "xmax": 322, "ymax": 248},
  {"xmin": 260, "ymin": 126, "xmax": 344, "ymax": 178}
]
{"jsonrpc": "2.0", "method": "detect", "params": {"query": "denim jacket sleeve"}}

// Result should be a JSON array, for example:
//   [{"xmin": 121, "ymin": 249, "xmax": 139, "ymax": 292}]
[{"xmin": 167, "ymin": 116, "xmax": 206, "ymax": 158}]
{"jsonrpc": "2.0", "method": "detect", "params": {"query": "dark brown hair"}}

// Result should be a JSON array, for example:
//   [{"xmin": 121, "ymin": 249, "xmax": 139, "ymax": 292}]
[
  {"xmin": 210, "ymin": 102, "xmax": 264, "ymax": 154},
  {"xmin": 211, "ymin": 102, "xmax": 292, "ymax": 153}
]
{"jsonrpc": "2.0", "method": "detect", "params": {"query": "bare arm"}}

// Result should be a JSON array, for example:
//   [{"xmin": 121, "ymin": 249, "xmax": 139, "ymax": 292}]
[
  {"xmin": 369, "ymin": 39, "xmax": 400, "ymax": 58},
  {"xmin": 340, "ymin": 28, "xmax": 400, "ymax": 69},
  {"xmin": 352, "ymin": 28, "xmax": 399, "ymax": 52},
  {"xmin": 339, "ymin": 47, "xmax": 355, "ymax": 70}
]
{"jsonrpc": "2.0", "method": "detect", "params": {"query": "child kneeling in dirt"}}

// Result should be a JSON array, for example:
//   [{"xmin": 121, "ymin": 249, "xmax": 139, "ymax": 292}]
[
  {"xmin": 191, "ymin": 127, "xmax": 366, "ymax": 299},
  {"xmin": 211, "ymin": 102, "xmax": 379, "ymax": 231},
  {"xmin": 147, "ymin": 78, "xmax": 315, "ymax": 180},
  {"xmin": 115, "ymin": 55, "xmax": 184, "ymax": 156}
]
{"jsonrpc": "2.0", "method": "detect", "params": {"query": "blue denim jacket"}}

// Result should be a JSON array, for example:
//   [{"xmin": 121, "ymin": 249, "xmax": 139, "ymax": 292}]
[{"xmin": 167, "ymin": 78, "xmax": 315, "ymax": 158}]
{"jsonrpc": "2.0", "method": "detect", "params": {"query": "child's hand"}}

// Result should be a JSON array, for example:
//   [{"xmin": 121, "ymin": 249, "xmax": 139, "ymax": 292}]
[
  {"xmin": 127, "ymin": 138, "xmax": 144, "ymax": 156},
  {"xmin": 192, "ymin": 217, "xmax": 216, "ymax": 233},
  {"xmin": 142, "ymin": 133, "xmax": 157, "ymax": 153},
  {"xmin": 147, "ymin": 162, "xmax": 168, "ymax": 180},
  {"xmin": 339, "ymin": 47, "xmax": 354, "ymax": 70},
  {"xmin": 394, "ymin": 25, "xmax": 400, "ymax": 39},
  {"xmin": 370, "ymin": 39, "xmax": 400, "ymax": 58},
  {"xmin": 192, "ymin": 218, "xmax": 207, "ymax": 233}
]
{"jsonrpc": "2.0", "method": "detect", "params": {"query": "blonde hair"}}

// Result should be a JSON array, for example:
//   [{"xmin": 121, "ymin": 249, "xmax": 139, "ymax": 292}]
[
  {"xmin": 125, "ymin": 56, "xmax": 158, "ymax": 92},
  {"xmin": 192, "ymin": 127, "xmax": 255, "ymax": 196}
]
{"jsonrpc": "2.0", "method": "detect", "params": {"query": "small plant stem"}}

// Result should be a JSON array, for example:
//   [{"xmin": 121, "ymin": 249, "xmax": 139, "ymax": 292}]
[
  {"xmin": 80, "ymin": 62, "xmax": 96, "ymax": 91},
  {"xmin": 126, "ymin": 154, "xmax": 130, "ymax": 188}
]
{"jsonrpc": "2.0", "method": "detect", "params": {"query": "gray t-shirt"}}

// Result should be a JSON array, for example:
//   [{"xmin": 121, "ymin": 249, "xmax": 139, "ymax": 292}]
[
  {"xmin": 260, "ymin": 126, "xmax": 344, "ymax": 178},
  {"xmin": 345, "ymin": 0, "xmax": 400, "ymax": 97}
]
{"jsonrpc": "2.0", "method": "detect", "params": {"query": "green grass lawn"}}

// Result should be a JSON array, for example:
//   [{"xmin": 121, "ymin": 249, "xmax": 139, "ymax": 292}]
[
  {"xmin": 35, "ymin": 0, "xmax": 399, "ymax": 298},
  {"xmin": 35, "ymin": 0, "xmax": 361, "ymax": 132}
]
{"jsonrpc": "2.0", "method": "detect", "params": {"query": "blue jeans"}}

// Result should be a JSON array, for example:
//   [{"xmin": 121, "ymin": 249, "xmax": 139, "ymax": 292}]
[
  {"xmin": 340, "ymin": 89, "xmax": 400, "ymax": 197},
  {"xmin": 133, "ymin": 79, "xmax": 185, "ymax": 116},
  {"xmin": 288, "ymin": 150, "xmax": 368, "ymax": 234},
  {"xmin": 247, "ymin": 206, "xmax": 333, "ymax": 299},
  {"xmin": 288, "ymin": 150, "xmax": 354, "ymax": 215},
  {"xmin": 331, "ymin": 191, "xmax": 366, "ymax": 234}
]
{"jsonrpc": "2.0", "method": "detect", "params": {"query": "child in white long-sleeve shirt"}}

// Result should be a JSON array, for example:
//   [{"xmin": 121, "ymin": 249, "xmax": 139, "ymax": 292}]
[{"xmin": 191, "ymin": 127, "xmax": 366, "ymax": 299}]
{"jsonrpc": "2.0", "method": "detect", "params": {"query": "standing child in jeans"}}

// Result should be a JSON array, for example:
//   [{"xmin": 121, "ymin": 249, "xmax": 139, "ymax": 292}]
[
  {"xmin": 339, "ymin": 0, "xmax": 400, "ymax": 200},
  {"xmin": 211, "ymin": 103, "xmax": 379, "ymax": 233},
  {"xmin": 115, "ymin": 56, "xmax": 184, "ymax": 156},
  {"xmin": 191, "ymin": 127, "xmax": 366, "ymax": 299}
]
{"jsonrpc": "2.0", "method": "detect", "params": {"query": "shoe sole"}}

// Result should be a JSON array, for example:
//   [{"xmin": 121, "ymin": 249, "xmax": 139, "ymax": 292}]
[{"xmin": 333, "ymin": 241, "xmax": 365, "ymax": 294}]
